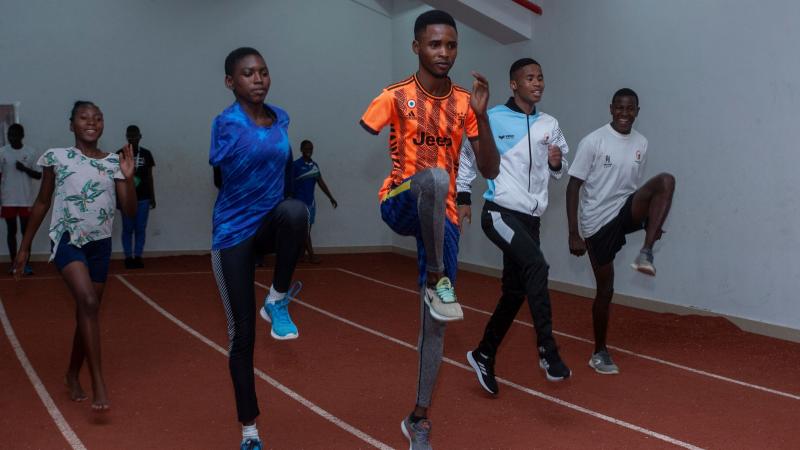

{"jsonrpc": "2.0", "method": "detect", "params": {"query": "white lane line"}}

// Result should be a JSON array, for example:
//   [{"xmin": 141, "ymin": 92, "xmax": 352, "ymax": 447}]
[
  {"xmin": 253, "ymin": 281, "xmax": 702, "ymax": 450},
  {"xmin": 0, "ymin": 297, "xmax": 87, "ymax": 450},
  {"xmin": 115, "ymin": 275, "xmax": 393, "ymax": 450},
  {"xmin": 335, "ymin": 267, "xmax": 800, "ymax": 402}
]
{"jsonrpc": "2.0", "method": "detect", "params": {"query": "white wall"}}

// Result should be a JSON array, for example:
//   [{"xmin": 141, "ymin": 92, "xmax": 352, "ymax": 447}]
[
  {"xmin": 3, "ymin": 0, "xmax": 797, "ymax": 330},
  {"xmin": 529, "ymin": 0, "xmax": 800, "ymax": 330},
  {"xmin": 0, "ymin": 0, "xmax": 394, "ymax": 256}
]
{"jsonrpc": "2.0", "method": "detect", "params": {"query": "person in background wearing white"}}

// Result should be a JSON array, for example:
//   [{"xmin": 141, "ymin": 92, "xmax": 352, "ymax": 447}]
[{"xmin": 0, "ymin": 123, "xmax": 41, "ymax": 275}]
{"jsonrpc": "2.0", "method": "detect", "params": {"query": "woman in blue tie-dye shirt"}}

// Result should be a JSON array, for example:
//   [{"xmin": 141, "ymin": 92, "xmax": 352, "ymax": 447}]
[{"xmin": 209, "ymin": 47, "xmax": 307, "ymax": 450}]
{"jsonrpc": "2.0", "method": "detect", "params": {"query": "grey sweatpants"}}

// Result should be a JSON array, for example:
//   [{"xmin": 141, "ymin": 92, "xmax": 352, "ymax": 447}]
[{"xmin": 416, "ymin": 287, "xmax": 447, "ymax": 408}]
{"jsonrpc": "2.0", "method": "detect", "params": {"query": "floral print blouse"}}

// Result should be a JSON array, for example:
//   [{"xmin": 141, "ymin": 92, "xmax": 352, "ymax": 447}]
[{"xmin": 38, "ymin": 147, "xmax": 125, "ymax": 258}]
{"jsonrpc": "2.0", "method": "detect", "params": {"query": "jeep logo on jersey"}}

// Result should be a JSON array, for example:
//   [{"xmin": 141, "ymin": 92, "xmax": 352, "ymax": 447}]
[
  {"xmin": 498, "ymin": 134, "xmax": 515, "ymax": 140},
  {"xmin": 413, "ymin": 132, "xmax": 452, "ymax": 147}
]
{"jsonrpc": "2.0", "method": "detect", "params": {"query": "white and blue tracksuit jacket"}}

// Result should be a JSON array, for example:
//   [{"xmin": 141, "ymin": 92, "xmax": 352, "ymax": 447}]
[{"xmin": 456, "ymin": 98, "xmax": 568, "ymax": 217}]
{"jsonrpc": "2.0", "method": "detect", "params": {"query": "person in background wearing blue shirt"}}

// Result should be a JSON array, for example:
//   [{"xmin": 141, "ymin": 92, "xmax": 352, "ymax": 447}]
[{"xmin": 292, "ymin": 139, "xmax": 337, "ymax": 263}]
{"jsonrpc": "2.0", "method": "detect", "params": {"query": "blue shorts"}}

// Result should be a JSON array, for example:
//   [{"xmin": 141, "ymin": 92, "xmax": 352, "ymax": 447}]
[
  {"xmin": 380, "ymin": 176, "xmax": 459, "ymax": 286},
  {"xmin": 52, "ymin": 233, "xmax": 112, "ymax": 283}
]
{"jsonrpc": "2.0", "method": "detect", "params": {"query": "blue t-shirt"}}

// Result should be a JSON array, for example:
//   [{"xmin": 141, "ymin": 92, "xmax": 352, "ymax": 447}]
[
  {"xmin": 292, "ymin": 157, "xmax": 320, "ymax": 207},
  {"xmin": 210, "ymin": 102, "xmax": 291, "ymax": 250}
]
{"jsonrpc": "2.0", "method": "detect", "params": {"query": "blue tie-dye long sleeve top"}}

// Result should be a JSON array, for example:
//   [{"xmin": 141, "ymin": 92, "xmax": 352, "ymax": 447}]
[{"xmin": 210, "ymin": 102, "xmax": 291, "ymax": 250}]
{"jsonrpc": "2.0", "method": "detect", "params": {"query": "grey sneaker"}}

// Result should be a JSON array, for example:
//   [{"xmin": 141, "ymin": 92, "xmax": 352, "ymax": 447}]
[
  {"xmin": 589, "ymin": 350, "xmax": 620, "ymax": 375},
  {"xmin": 401, "ymin": 415, "xmax": 432, "ymax": 450},
  {"xmin": 424, "ymin": 277, "xmax": 463, "ymax": 322},
  {"xmin": 631, "ymin": 249, "xmax": 656, "ymax": 276}
]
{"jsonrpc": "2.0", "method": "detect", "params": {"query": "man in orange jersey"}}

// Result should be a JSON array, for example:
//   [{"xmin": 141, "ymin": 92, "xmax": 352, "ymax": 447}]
[{"xmin": 359, "ymin": 9, "xmax": 499, "ymax": 450}]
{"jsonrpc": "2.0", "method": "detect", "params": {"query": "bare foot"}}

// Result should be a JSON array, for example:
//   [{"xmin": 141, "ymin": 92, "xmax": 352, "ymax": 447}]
[
  {"xmin": 91, "ymin": 400, "xmax": 111, "ymax": 412},
  {"xmin": 91, "ymin": 381, "xmax": 110, "ymax": 412},
  {"xmin": 64, "ymin": 374, "xmax": 87, "ymax": 402}
]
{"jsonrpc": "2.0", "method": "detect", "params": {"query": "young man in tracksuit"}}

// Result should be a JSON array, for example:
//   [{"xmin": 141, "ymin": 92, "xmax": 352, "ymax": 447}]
[{"xmin": 457, "ymin": 58, "xmax": 571, "ymax": 395}]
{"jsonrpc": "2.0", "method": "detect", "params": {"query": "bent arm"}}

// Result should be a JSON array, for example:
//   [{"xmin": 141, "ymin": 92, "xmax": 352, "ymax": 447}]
[{"xmin": 471, "ymin": 114, "xmax": 500, "ymax": 179}]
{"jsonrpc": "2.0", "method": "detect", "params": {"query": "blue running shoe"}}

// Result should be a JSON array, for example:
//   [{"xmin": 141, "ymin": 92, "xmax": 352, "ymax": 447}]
[
  {"xmin": 23, "ymin": 265, "xmax": 34, "ymax": 276},
  {"xmin": 240, "ymin": 438, "xmax": 263, "ymax": 450},
  {"xmin": 259, "ymin": 281, "xmax": 301, "ymax": 340}
]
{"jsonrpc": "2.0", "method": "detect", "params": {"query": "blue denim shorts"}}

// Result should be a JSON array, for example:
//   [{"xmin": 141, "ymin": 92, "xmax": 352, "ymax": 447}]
[{"xmin": 52, "ymin": 233, "xmax": 112, "ymax": 283}]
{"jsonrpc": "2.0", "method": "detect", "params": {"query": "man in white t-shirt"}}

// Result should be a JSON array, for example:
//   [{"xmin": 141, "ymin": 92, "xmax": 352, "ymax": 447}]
[
  {"xmin": 566, "ymin": 88, "xmax": 675, "ymax": 375},
  {"xmin": 0, "ymin": 124, "xmax": 41, "ymax": 275}
]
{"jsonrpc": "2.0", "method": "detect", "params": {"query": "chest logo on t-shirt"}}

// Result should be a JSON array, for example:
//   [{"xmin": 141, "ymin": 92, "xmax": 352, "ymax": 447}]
[
  {"xmin": 635, "ymin": 150, "xmax": 642, "ymax": 164},
  {"xmin": 413, "ymin": 131, "xmax": 452, "ymax": 147},
  {"xmin": 603, "ymin": 154, "xmax": 613, "ymax": 167}
]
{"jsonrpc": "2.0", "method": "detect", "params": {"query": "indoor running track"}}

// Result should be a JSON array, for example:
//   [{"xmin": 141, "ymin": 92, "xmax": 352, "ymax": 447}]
[{"xmin": 2, "ymin": 254, "xmax": 799, "ymax": 449}]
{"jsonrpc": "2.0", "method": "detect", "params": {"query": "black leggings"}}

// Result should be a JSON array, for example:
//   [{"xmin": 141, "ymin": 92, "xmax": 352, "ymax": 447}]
[{"xmin": 211, "ymin": 199, "xmax": 307, "ymax": 423}]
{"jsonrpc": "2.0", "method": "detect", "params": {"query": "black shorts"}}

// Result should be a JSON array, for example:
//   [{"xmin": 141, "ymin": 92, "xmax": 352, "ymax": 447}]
[{"xmin": 585, "ymin": 194, "xmax": 646, "ymax": 267}]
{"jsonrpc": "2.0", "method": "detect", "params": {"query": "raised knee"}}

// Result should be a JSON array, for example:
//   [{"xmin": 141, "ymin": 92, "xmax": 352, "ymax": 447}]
[
  {"xmin": 427, "ymin": 167, "xmax": 450, "ymax": 190},
  {"xmin": 659, "ymin": 173, "xmax": 676, "ymax": 193}
]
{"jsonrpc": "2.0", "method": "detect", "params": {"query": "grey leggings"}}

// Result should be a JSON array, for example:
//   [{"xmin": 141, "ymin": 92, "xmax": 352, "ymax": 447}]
[{"xmin": 416, "ymin": 287, "xmax": 446, "ymax": 408}]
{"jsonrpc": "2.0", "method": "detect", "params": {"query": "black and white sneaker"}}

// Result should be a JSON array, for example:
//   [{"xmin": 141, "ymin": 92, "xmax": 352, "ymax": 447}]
[
  {"xmin": 467, "ymin": 350, "xmax": 498, "ymax": 395},
  {"xmin": 538, "ymin": 346, "xmax": 572, "ymax": 382}
]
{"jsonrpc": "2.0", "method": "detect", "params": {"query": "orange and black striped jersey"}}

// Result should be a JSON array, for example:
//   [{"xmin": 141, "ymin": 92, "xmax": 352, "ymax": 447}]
[{"xmin": 360, "ymin": 74, "xmax": 479, "ymax": 224}]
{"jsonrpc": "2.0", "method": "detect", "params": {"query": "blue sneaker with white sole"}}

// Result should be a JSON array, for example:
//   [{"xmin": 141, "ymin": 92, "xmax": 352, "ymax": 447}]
[
  {"xmin": 259, "ymin": 281, "xmax": 301, "ymax": 340},
  {"xmin": 240, "ymin": 437, "xmax": 263, "ymax": 450}
]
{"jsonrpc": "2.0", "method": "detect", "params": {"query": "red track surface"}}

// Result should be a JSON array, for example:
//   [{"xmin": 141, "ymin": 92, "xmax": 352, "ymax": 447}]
[{"xmin": 2, "ymin": 254, "xmax": 799, "ymax": 449}]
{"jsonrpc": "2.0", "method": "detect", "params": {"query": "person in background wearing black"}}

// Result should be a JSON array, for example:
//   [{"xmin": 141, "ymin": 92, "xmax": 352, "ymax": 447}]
[{"xmin": 118, "ymin": 125, "xmax": 155, "ymax": 269}]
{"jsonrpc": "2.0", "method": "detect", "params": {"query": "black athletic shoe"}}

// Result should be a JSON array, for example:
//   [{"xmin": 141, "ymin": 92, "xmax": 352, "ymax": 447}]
[
  {"xmin": 467, "ymin": 350, "xmax": 498, "ymax": 395},
  {"xmin": 124, "ymin": 257, "xmax": 135, "ymax": 269},
  {"xmin": 538, "ymin": 346, "xmax": 571, "ymax": 382},
  {"xmin": 133, "ymin": 256, "xmax": 144, "ymax": 269}
]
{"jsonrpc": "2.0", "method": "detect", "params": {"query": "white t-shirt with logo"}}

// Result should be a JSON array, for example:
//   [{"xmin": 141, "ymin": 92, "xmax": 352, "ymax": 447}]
[
  {"xmin": 0, "ymin": 145, "xmax": 38, "ymax": 207},
  {"xmin": 38, "ymin": 147, "xmax": 125, "ymax": 258},
  {"xmin": 568, "ymin": 124, "xmax": 648, "ymax": 237}
]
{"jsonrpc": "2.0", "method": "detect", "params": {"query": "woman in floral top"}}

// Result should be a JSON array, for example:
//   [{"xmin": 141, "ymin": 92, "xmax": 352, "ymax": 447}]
[{"xmin": 14, "ymin": 101, "xmax": 137, "ymax": 411}]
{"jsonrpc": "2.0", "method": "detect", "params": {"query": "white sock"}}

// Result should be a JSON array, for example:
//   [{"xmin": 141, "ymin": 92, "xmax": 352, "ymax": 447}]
[
  {"xmin": 266, "ymin": 285, "xmax": 286, "ymax": 304},
  {"xmin": 242, "ymin": 423, "xmax": 259, "ymax": 442}
]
